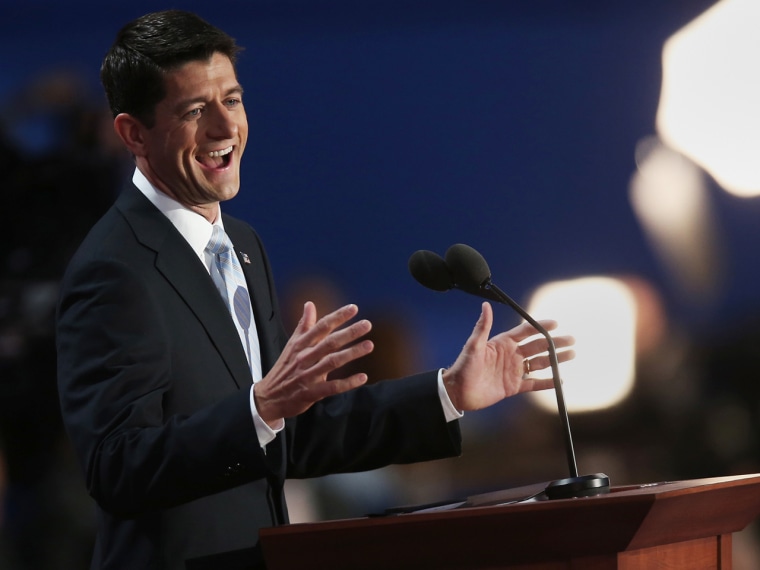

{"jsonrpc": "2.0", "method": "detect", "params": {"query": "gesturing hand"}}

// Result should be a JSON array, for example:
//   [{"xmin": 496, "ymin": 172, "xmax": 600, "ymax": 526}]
[
  {"xmin": 442, "ymin": 302, "xmax": 575, "ymax": 412},
  {"xmin": 253, "ymin": 302, "xmax": 374, "ymax": 426}
]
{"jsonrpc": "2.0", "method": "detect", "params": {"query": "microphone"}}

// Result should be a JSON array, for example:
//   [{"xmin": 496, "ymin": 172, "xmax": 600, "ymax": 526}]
[
  {"xmin": 407, "ymin": 250, "xmax": 453, "ymax": 292},
  {"xmin": 408, "ymin": 248, "xmax": 500, "ymax": 301},
  {"xmin": 409, "ymin": 244, "xmax": 610, "ymax": 500}
]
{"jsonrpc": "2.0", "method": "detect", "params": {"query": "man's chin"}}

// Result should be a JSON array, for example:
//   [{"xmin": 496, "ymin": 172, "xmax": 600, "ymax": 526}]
[
  {"xmin": 215, "ymin": 184, "xmax": 240, "ymax": 202},
  {"xmin": 193, "ymin": 176, "xmax": 240, "ymax": 203}
]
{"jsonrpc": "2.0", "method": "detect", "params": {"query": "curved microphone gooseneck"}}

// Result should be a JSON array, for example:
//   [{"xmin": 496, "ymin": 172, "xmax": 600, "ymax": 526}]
[{"xmin": 408, "ymin": 244, "xmax": 609, "ymax": 500}]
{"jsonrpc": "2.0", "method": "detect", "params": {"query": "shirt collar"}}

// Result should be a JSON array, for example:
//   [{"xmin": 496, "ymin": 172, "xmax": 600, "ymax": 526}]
[{"xmin": 132, "ymin": 168, "xmax": 223, "ymax": 260}]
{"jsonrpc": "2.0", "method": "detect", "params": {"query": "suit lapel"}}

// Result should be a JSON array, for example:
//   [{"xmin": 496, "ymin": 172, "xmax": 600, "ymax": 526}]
[{"xmin": 116, "ymin": 184, "xmax": 253, "ymax": 389}]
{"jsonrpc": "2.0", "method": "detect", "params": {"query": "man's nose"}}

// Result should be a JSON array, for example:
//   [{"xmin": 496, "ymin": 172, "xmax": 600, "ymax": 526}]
[{"xmin": 207, "ymin": 103, "xmax": 239, "ymax": 138}]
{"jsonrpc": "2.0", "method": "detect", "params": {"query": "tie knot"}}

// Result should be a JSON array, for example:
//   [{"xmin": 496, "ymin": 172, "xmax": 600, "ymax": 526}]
[{"xmin": 206, "ymin": 225, "xmax": 233, "ymax": 255}]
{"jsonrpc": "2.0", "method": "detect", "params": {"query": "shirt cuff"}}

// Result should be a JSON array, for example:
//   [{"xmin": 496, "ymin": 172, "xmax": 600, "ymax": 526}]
[
  {"xmin": 250, "ymin": 385, "xmax": 284, "ymax": 448},
  {"xmin": 437, "ymin": 368, "xmax": 463, "ymax": 422}
]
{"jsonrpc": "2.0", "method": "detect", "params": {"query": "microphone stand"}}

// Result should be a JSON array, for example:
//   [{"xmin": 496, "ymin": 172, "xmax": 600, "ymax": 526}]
[{"xmin": 459, "ymin": 279, "xmax": 610, "ymax": 499}]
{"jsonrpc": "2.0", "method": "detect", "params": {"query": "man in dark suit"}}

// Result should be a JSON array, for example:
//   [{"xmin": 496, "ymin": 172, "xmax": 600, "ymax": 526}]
[{"xmin": 56, "ymin": 10, "xmax": 574, "ymax": 570}]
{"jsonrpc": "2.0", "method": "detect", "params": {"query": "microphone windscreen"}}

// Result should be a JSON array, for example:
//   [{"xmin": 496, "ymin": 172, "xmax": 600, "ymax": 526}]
[
  {"xmin": 445, "ymin": 243, "xmax": 491, "ymax": 287},
  {"xmin": 408, "ymin": 250, "xmax": 453, "ymax": 292}
]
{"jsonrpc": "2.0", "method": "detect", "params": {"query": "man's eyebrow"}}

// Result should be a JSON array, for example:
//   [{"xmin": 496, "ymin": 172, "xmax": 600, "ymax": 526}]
[
  {"xmin": 225, "ymin": 85, "xmax": 245, "ymax": 97},
  {"xmin": 174, "ymin": 85, "xmax": 245, "ymax": 112}
]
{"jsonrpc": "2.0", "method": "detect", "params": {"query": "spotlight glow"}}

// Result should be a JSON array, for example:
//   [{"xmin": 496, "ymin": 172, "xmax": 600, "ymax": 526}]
[
  {"xmin": 629, "ymin": 136, "xmax": 723, "ymax": 301},
  {"xmin": 526, "ymin": 277, "xmax": 637, "ymax": 413},
  {"xmin": 657, "ymin": 0, "xmax": 760, "ymax": 197}
]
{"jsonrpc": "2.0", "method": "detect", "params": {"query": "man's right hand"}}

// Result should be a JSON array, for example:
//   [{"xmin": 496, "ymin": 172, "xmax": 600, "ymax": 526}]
[{"xmin": 253, "ymin": 301, "xmax": 373, "ymax": 427}]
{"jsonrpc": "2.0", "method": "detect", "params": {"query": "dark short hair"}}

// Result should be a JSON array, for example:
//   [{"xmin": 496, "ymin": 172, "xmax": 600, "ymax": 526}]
[{"xmin": 101, "ymin": 10, "xmax": 242, "ymax": 127}]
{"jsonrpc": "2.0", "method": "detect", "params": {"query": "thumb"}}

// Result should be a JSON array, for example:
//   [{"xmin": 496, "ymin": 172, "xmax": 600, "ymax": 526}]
[{"xmin": 468, "ymin": 302, "xmax": 493, "ymax": 348}]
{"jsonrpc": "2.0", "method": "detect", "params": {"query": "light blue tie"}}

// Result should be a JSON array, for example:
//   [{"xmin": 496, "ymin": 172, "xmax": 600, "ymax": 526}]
[{"xmin": 206, "ymin": 225, "xmax": 262, "ymax": 382}]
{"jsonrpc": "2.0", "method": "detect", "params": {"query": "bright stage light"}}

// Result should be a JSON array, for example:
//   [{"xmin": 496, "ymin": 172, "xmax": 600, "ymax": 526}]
[
  {"xmin": 526, "ymin": 277, "xmax": 637, "ymax": 414},
  {"xmin": 657, "ymin": 0, "xmax": 760, "ymax": 197},
  {"xmin": 629, "ymin": 136, "xmax": 724, "ymax": 302}
]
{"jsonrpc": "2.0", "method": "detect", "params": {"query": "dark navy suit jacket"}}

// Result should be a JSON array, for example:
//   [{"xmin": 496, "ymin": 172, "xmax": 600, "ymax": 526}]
[{"xmin": 56, "ymin": 183, "xmax": 462, "ymax": 569}]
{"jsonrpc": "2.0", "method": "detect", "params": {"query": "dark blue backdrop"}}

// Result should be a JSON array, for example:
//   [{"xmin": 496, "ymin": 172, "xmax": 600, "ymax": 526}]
[
  {"xmin": 5, "ymin": 0, "xmax": 757, "ymax": 368},
  {"xmin": 10, "ymin": 5, "xmax": 760, "ymax": 564}
]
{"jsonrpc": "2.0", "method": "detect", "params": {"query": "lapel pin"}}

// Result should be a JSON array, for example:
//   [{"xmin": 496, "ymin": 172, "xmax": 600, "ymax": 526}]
[{"xmin": 240, "ymin": 252, "xmax": 251, "ymax": 265}]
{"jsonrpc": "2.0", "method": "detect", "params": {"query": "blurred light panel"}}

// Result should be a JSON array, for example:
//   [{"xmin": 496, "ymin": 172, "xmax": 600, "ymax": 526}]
[
  {"xmin": 656, "ymin": 0, "xmax": 760, "ymax": 197},
  {"xmin": 629, "ymin": 136, "xmax": 724, "ymax": 302},
  {"xmin": 526, "ymin": 277, "xmax": 637, "ymax": 413}
]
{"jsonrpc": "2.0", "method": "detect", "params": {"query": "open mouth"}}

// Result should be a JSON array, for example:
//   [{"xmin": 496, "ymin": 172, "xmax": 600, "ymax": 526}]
[{"xmin": 197, "ymin": 145, "xmax": 233, "ymax": 169}]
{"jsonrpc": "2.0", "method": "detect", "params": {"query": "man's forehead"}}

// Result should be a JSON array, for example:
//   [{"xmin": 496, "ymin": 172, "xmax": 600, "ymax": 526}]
[
  {"xmin": 160, "ymin": 54, "xmax": 242, "ymax": 105},
  {"xmin": 164, "ymin": 53, "xmax": 237, "ymax": 86}
]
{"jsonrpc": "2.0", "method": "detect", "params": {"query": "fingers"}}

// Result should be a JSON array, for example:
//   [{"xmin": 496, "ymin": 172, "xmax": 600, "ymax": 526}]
[
  {"xmin": 292, "ymin": 300, "xmax": 318, "ymax": 335},
  {"xmin": 516, "ymin": 322, "xmax": 576, "ymax": 379},
  {"xmin": 256, "ymin": 302, "xmax": 373, "ymax": 422},
  {"xmin": 508, "ymin": 319, "xmax": 559, "ymax": 343},
  {"xmin": 291, "ymin": 302, "xmax": 377, "ymax": 379},
  {"xmin": 296, "ymin": 315, "xmax": 372, "ymax": 369},
  {"xmin": 310, "ymin": 372, "xmax": 370, "ymax": 400},
  {"xmin": 301, "ymin": 336, "xmax": 375, "ymax": 378},
  {"xmin": 519, "ymin": 334, "xmax": 575, "ymax": 358},
  {"xmin": 293, "ymin": 302, "xmax": 361, "ymax": 346},
  {"xmin": 519, "ymin": 377, "xmax": 555, "ymax": 393},
  {"xmin": 523, "ymin": 349, "xmax": 576, "ymax": 376},
  {"xmin": 278, "ymin": 301, "xmax": 373, "ymax": 381}
]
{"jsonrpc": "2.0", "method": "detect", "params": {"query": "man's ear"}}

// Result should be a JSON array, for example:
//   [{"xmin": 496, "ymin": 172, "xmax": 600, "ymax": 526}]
[{"xmin": 113, "ymin": 113, "xmax": 148, "ymax": 157}]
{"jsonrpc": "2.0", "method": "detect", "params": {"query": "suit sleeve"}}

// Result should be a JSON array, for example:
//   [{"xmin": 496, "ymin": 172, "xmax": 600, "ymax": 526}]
[
  {"xmin": 56, "ymin": 257, "xmax": 273, "ymax": 518},
  {"xmin": 285, "ymin": 372, "xmax": 462, "ymax": 479}
]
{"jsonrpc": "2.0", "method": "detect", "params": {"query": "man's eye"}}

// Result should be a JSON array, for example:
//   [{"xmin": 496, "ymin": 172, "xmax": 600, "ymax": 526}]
[
  {"xmin": 187, "ymin": 108, "xmax": 202, "ymax": 117},
  {"xmin": 226, "ymin": 98, "xmax": 241, "ymax": 107}
]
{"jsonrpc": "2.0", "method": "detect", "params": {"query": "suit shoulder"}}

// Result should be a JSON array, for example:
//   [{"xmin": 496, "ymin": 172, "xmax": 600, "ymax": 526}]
[
  {"xmin": 221, "ymin": 214, "xmax": 259, "ymax": 237},
  {"xmin": 221, "ymin": 214, "xmax": 267, "ymax": 252},
  {"xmin": 68, "ymin": 206, "xmax": 131, "ymax": 261}
]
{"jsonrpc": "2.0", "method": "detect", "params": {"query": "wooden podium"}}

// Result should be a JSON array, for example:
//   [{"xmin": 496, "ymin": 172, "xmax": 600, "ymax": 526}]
[{"xmin": 259, "ymin": 473, "xmax": 760, "ymax": 569}]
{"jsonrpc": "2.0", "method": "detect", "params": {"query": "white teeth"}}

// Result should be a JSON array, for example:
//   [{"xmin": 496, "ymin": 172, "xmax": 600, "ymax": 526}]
[{"xmin": 208, "ymin": 146, "xmax": 233, "ymax": 158}]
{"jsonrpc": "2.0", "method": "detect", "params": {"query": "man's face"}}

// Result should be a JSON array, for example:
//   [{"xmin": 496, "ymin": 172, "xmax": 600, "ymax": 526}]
[{"xmin": 136, "ymin": 52, "xmax": 248, "ymax": 215}]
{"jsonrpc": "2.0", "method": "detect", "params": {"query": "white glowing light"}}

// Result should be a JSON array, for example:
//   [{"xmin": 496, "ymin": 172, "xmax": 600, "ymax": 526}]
[
  {"xmin": 629, "ymin": 136, "xmax": 723, "ymax": 301},
  {"xmin": 526, "ymin": 277, "xmax": 637, "ymax": 413},
  {"xmin": 657, "ymin": 0, "xmax": 760, "ymax": 197}
]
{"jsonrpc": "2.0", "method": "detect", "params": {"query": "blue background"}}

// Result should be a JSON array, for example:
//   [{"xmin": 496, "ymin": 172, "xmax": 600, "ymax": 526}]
[
  {"xmin": 7, "ymin": 1, "xmax": 755, "ymax": 363},
  {"xmin": 6, "ymin": 3, "xmax": 760, "ymax": 566}
]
